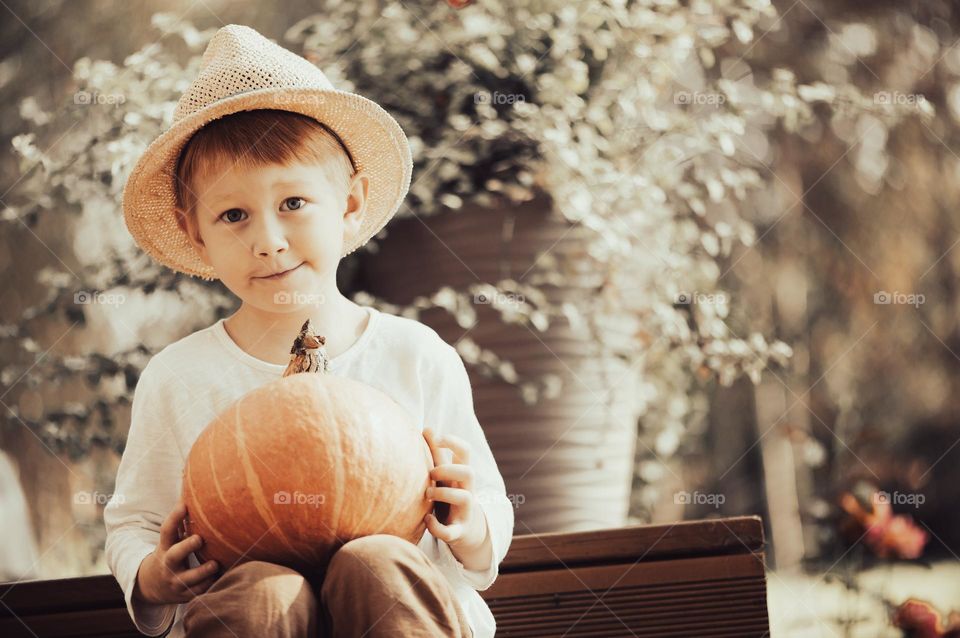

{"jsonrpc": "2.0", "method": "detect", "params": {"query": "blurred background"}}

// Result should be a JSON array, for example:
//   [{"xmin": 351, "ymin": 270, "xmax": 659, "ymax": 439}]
[{"xmin": 2, "ymin": 0, "xmax": 959, "ymax": 635}]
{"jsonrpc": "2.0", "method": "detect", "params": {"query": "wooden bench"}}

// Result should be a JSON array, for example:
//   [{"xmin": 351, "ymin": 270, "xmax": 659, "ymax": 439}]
[{"xmin": 0, "ymin": 516, "xmax": 769, "ymax": 637}]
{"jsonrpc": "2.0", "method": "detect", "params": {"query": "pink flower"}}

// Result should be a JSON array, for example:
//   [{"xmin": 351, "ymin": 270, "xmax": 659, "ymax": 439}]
[{"xmin": 839, "ymin": 492, "xmax": 929, "ymax": 560}]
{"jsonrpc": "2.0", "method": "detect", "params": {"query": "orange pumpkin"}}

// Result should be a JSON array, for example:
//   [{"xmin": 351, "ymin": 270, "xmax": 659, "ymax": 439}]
[{"xmin": 182, "ymin": 321, "xmax": 434, "ymax": 572}]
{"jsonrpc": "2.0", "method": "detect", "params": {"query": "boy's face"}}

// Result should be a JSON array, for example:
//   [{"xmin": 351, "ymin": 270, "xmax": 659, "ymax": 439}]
[{"xmin": 179, "ymin": 157, "xmax": 368, "ymax": 311}]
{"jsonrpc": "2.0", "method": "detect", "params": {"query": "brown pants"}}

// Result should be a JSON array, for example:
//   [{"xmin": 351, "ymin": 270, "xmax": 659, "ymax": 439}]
[{"xmin": 182, "ymin": 534, "xmax": 473, "ymax": 637}]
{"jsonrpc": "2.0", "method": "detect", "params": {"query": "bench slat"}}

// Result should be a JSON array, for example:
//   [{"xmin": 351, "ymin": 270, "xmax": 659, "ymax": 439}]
[
  {"xmin": 0, "ymin": 608, "xmax": 142, "ymax": 638},
  {"xmin": 497, "ymin": 516, "xmax": 764, "ymax": 572}
]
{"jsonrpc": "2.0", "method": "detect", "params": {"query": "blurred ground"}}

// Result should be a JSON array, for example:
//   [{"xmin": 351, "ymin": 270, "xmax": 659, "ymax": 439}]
[{"xmin": 768, "ymin": 561, "xmax": 960, "ymax": 637}]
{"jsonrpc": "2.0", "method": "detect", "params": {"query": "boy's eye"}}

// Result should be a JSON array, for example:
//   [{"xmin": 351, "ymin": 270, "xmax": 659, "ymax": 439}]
[
  {"xmin": 282, "ymin": 197, "xmax": 306, "ymax": 211},
  {"xmin": 216, "ymin": 198, "xmax": 303, "ymax": 223},
  {"xmin": 219, "ymin": 209, "xmax": 246, "ymax": 223}
]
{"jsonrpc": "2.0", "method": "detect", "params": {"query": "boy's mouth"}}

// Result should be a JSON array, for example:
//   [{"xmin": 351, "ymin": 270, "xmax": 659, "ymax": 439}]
[{"xmin": 255, "ymin": 262, "xmax": 305, "ymax": 281}]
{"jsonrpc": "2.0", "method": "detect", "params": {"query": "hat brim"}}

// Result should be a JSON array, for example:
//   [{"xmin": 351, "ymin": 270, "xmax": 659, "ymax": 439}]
[{"xmin": 122, "ymin": 87, "xmax": 413, "ymax": 281}]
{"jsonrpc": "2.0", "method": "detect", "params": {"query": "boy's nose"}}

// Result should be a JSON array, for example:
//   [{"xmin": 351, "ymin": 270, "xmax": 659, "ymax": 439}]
[
  {"xmin": 252, "ymin": 214, "xmax": 289, "ymax": 257},
  {"xmin": 256, "ymin": 240, "xmax": 287, "ymax": 257}
]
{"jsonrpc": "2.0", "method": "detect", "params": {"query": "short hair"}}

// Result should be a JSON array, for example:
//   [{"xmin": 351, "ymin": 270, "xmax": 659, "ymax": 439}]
[{"xmin": 174, "ymin": 109, "xmax": 355, "ymax": 224}]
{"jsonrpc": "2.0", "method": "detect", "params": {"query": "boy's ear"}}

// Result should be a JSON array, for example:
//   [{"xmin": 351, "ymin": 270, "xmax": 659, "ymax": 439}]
[
  {"xmin": 343, "ymin": 171, "xmax": 370, "ymax": 237},
  {"xmin": 175, "ymin": 208, "xmax": 189, "ymax": 234},
  {"xmin": 175, "ymin": 208, "xmax": 200, "ymax": 245},
  {"xmin": 175, "ymin": 207, "xmax": 211, "ymax": 265}
]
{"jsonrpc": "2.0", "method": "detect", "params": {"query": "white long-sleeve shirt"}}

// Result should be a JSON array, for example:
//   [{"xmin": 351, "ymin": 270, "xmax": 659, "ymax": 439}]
[{"xmin": 103, "ymin": 305, "xmax": 514, "ymax": 638}]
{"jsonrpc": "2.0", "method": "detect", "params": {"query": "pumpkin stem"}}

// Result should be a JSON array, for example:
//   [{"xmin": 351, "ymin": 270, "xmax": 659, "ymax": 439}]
[{"xmin": 283, "ymin": 319, "xmax": 331, "ymax": 377}]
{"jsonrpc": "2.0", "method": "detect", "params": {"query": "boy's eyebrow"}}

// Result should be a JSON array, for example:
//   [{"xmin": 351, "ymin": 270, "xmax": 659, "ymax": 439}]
[
  {"xmin": 208, "ymin": 180, "xmax": 310, "ymax": 197},
  {"xmin": 204, "ymin": 180, "xmax": 314, "ymax": 208},
  {"xmin": 271, "ymin": 180, "xmax": 311, "ymax": 189}
]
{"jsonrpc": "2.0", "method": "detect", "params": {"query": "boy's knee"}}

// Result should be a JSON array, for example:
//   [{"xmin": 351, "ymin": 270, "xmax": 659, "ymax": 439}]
[
  {"xmin": 218, "ymin": 559, "xmax": 292, "ymax": 581},
  {"xmin": 230, "ymin": 560, "xmax": 315, "ymax": 605},
  {"xmin": 332, "ymin": 534, "xmax": 422, "ymax": 571},
  {"xmin": 184, "ymin": 560, "xmax": 318, "ymax": 636},
  {"xmin": 322, "ymin": 535, "xmax": 426, "ymax": 593},
  {"xmin": 320, "ymin": 535, "xmax": 470, "ymax": 636}
]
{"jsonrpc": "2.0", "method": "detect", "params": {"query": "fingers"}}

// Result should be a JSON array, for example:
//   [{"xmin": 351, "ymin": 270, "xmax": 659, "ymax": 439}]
[
  {"xmin": 167, "ymin": 573, "xmax": 217, "ymax": 602},
  {"xmin": 183, "ymin": 575, "xmax": 219, "ymax": 599},
  {"xmin": 429, "ymin": 464, "xmax": 475, "ymax": 491},
  {"xmin": 424, "ymin": 429, "xmax": 454, "ymax": 523},
  {"xmin": 159, "ymin": 500, "xmax": 187, "ymax": 551},
  {"xmin": 178, "ymin": 559, "xmax": 220, "ymax": 588},
  {"xmin": 166, "ymin": 534, "xmax": 204, "ymax": 567},
  {"xmin": 423, "ymin": 428, "xmax": 444, "ymax": 470},
  {"xmin": 437, "ymin": 434, "xmax": 471, "ymax": 464},
  {"xmin": 424, "ymin": 513, "xmax": 464, "ymax": 544},
  {"xmin": 427, "ymin": 486, "xmax": 472, "ymax": 508},
  {"xmin": 423, "ymin": 429, "xmax": 470, "ymax": 465}
]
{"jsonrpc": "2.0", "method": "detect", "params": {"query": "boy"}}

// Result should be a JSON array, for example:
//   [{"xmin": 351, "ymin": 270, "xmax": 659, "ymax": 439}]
[{"xmin": 105, "ymin": 24, "xmax": 514, "ymax": 638}]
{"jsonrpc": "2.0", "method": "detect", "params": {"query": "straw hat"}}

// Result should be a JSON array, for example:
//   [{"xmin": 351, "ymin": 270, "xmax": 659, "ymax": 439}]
[{"xmin": 122, "ymin": 24, "xmax": 413, "ymax": 281}]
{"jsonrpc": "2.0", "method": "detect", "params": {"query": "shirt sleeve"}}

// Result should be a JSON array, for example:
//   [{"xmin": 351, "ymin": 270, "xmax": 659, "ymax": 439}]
[
  {"xmin": 103, "ymin": 357, "xmax": 183, "ymax": 636},
  {"xmin": 428, "ymin": 343, "xmax": 515, "ymax": 591}
]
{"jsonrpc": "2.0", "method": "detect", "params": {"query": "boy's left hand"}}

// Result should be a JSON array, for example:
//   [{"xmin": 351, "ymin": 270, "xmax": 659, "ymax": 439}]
[{"xmin": 422, "ymin": 428, "xmax": 488, "ymax": 552}]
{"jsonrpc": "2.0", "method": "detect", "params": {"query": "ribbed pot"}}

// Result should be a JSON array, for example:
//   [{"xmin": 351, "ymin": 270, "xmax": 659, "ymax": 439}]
[{"xmin": 363, "ymin": 195, "xmax": 640, "ymax": 533}]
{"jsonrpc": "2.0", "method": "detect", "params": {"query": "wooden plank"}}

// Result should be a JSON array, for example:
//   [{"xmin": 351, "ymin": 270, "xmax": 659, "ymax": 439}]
[
  {"xmin": 490, "ymin": 595, "xmax": 768, "ymax": 625},
  {"xmin": 0, "ymin": 575, "xmax": 127, "ymax": 616},
  {"xmin": 484, "ymin": 552, "xmax": 765, "ymax": 598},
  {"xmin": 0, "ymin": 608, "xmax": 142, "ymax": 638},
  {"xmin": 488, "ymin": 581, "xmax": 767, "ymax": 613},
  {"xmin": 497, "ymin": 516, "xmax": 764, "ymax": 572}
]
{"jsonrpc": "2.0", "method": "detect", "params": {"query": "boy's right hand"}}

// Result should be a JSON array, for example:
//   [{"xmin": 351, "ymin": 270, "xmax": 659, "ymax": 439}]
[{"xmin": 133, "ymin": 499, "xmax": 221, "ymax": 604}]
